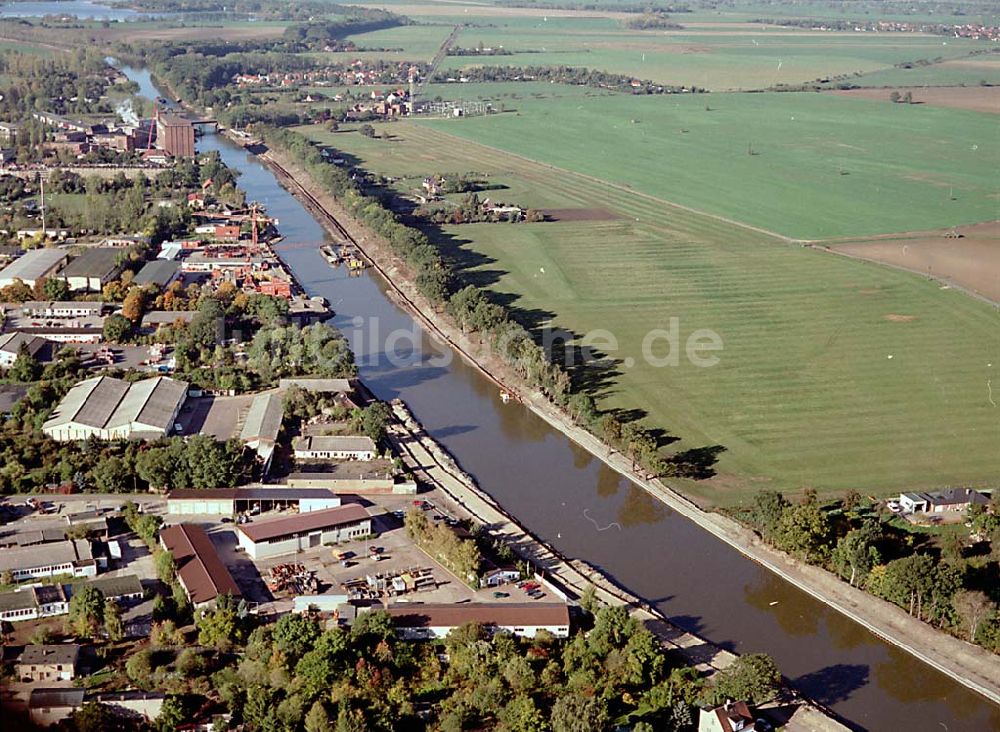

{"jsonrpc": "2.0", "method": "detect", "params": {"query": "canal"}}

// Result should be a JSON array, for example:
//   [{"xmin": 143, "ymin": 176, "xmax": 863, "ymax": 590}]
[{"xmin": 124, "ymin": 66, "xmax": 999, "ymax": 732}]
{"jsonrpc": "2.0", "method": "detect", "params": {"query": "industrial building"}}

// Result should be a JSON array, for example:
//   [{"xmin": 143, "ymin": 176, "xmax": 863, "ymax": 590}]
[
  {"xmin": 0, "ymin": 248, "xmax": 68, "ymax": 288},
  {"xmin": 0, "ymin": 332, "xmax": 47, "ymax": 368},
  {"xmin": 42, "ymin": 375, "xmax": 188, "ymax": 441},
  {"xmin": 383, "ymin": 602, "xmax": 571, "ymax": 640},
  {"xmin": 0, "ymin": 539, "xmax": 97, "ymax": 582},
  {"xmin": 132, "ymin": 259, "xmax": 180, "ymax": 289},
  {"xmin": 166, "ymin": 487, "xmax": 342, "ymax": 517},
  {"xmin": 160, "ymin": 523, "xmax": 241, "ymax": 609},
  {"xmin": 0, "ymin": 574, "xmax": 143, "ymax": 623},
  {"xmin": 293, "ymin": 435, "xmax": 377, "ymax": 461},
  {"xmin": 58, "ymin": 248, "xmax": 123, "ymax": 292},
  {"xmin": 155, "ymin": 112, "xmax": 195, "ymax": 158},
  {"xmin": 236, "ymin": 504, "xmax": 372, "ymax": 560},
  {"xmin": 240, "ymin": 392, "xmax": 284, "ymax": 470}
]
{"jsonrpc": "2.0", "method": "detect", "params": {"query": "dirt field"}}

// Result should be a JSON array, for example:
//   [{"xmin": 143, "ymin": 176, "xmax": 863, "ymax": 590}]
[
  {"xmin": 832, "ymin": 86, "xmax": 1000, "ymax": 114},
  {"xmin": 828, "ymin": 221, "xmax": 1000, "ymax": 303}
]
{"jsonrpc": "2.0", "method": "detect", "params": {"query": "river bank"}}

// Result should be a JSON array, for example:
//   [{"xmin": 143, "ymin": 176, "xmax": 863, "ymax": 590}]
[
  {"xmin": 253, "ymin": 138, "xmax": 1000, "ymax": 709},
  {"xmin": 388, "ymin": 398, "xmax": 849, "ymax": 732}
]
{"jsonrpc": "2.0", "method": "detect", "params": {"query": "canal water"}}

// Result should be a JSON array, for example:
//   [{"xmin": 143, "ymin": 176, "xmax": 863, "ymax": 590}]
[
  {"xmin": 123, "ymin": 67, "xmax": 999, "ymax": 732},
  {"xmin": 0, "ymin": 1, "xmax": 155, "ymax": 20}
]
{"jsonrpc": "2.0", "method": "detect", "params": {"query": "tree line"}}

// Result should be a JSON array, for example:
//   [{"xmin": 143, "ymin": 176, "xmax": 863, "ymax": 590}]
[{"xmin": 740, "ymin": 489, "xmax": 1000, "ymax": 651}]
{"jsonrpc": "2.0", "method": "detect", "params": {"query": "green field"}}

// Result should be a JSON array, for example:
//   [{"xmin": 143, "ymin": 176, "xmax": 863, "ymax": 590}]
[
  {"xmin": 848, "ymin": 55, "xmax": 1000, "ymax": 87},
  {"xmin": 296, "ymin": 121, "xmax": 1000, "ymax": 501},
  {"xmin": 416, "ymin": 92, "xmax": 998, "ymax": 239}
]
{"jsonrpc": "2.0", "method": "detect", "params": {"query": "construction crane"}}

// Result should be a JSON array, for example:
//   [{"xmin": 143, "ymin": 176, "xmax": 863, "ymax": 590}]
[{"xmin": 191, "ymin": 202, "xmax": 273, "ymax": 246}]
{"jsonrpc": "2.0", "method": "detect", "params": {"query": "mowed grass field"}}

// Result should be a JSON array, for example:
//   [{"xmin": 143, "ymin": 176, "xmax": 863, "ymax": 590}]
[
  {"xmin": 297, "ymin": 121, "xmax": 1000, "ymax": 501},
  {"xmin": 419, "ymin": 91, "xmax": 999, "ymax": 239}
]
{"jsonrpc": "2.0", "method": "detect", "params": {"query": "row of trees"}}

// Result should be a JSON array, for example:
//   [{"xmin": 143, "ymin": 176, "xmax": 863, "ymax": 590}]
[
  {"xmin": 455, "ymin": 65, "xmax": 705, "ymax": 95},
  {"xmin": 107, "ymin": 598, "xmax": 774, "ymax": 732},
  {"xmin": 743, "ymin": 490, "xmax": 1000, "ymax": 649}
]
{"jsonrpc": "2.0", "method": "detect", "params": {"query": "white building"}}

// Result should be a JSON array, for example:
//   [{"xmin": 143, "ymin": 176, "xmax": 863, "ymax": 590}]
[
  {"xmin": 42, "ymin": 375, "xmax": 187, "ymax": 441},
  {"xmin": 0, "ymin": 539, "xmax": 97, "ymax": 582},
  {"xmin": 236, "ymin": 504, "xmax": 372, "ymax": 560},
  {"xmin": 384, "ymin": 602, "xmax": 571, "ymax": 640},
  {"xmin": 0, "ymin": 585, "xmax": 69, "ymax": 623},
  {"xmin": 166, "ymin": 487, "xmax": 341, "ymax": 517},
  {"xmin": 293, "ymin": 435, "xmax": 377, "ymax": 461},
  {"xmin": 0, "ymin": 248, "xmax": 68, "ymax": 288}
]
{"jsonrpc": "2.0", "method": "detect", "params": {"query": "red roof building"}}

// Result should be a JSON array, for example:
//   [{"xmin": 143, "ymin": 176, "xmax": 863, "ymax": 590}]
[{"xmin": 159, "ymin": 524, "xmax": 241, "ymax": 608}]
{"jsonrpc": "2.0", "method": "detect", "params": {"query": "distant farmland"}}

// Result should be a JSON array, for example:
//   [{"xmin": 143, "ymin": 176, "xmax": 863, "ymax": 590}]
[
  {"xmin": 420, "ymin": 92, "xmax": 999, "ymax": 240},
  {"xmin": 298, "ymin": 122, "xmax": 1000, "ymax": 501}
]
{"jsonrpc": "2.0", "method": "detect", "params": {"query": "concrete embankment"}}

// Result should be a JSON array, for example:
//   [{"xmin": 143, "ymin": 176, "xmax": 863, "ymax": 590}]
[
  {"xmin": 250, "ymin": 141, "xmax": 1000, "ymax": 712},
  {"xmin": 388, "ymin": 400, "xmax": 849, "ymax": 732}
]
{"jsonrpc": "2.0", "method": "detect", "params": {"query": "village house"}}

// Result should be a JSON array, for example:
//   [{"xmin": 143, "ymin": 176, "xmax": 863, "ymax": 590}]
[
  {"xmin": 698, "ymin": 700, "xmax": 760, "ymax": 732},
  {"xmin": 898, "ymin": 488, "xmax": 989, "ymax": 514},
  {"xmin": 15, "ymin": 644, "xmax": 81, "ymax": 682}
]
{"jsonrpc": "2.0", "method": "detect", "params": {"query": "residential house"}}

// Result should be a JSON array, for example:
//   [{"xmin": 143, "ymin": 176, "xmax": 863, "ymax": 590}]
[
  {"xmin": 28, "ymin": 688, "xmax": 85, "ymax": 727},
  {"xmin": 898, "ymin": 488, "xmax": 989, "ymax": 514},
  {"xmin": 16, "ymin": 644, "xmax": 81, "ymax": 682},
  {"xmin": 698, "ymin": 700, "xmax": 759, "ymax": 732}
]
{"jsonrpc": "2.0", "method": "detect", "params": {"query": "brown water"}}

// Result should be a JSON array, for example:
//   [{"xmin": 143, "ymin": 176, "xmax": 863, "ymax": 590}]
[{"xmin": 123, "ymin": 65, "xmax": 1000, "ymax": 732}]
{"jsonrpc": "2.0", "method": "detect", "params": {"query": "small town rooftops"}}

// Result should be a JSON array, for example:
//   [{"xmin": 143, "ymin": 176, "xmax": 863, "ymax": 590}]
[
  {"xmin": 18, "ymin": 644, "xmax": 81, "ymax": 667},
  {"xmin": 238, "ymin": 504, "xmax": 370, "ymax": 543},
  {"xmin": 160, "ymin": 524, "xmax": 241, "ymax": 605},
  {"xmin": 384, "ymin": 602, "xmax": 571, "ymax": 629}
]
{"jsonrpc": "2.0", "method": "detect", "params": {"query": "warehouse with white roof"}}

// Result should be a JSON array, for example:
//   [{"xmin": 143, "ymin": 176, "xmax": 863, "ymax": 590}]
[
  {"xmin": 0, "ymin": 248, "xmax": 68, "ymax": 288},
  {"xmin": 42, "ymin": 375, "xmax": 188, "ymax": 441}
]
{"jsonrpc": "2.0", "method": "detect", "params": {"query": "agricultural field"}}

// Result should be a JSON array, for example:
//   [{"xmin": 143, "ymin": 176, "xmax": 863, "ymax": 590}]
[
  {"xmin": 296, "ymin": 121, "xmax": 1000, "ymax": 501},
  {"xmin": 437, "ymin": 24, "xmax": 984, "ymax": 90},
  {"xmin": 846, "ymin": 54, "xmax": 1000, "ymax": 87},
  {"xmin": 415, "ymin": 91, "xmax": 998, "ymax": 239}
]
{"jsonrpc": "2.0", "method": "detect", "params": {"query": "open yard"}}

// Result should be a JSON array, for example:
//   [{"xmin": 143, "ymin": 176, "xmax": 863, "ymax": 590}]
[
  {"xmin": 297, "ymin": 121, "xmax": 1000, "ymax": 500},
  {"xmin": 417, "ymin": 91, "xmax": 998, "ymax": 239}
]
